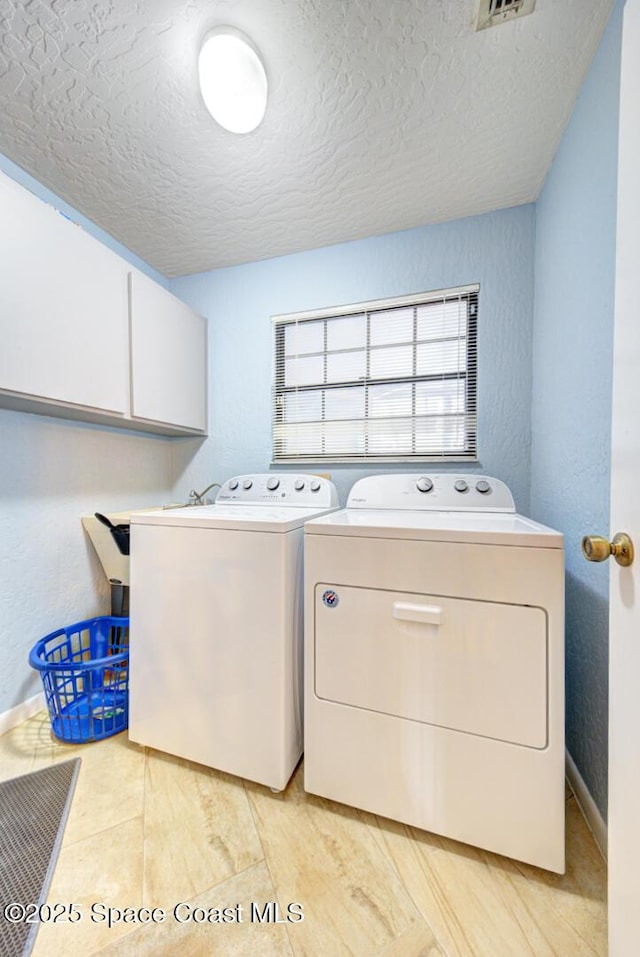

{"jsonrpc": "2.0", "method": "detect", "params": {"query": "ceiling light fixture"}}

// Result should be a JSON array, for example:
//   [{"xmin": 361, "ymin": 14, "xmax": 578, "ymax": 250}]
[{"xmin": 198, "ymin": 26, "xmax": 268, "ymax": 134}]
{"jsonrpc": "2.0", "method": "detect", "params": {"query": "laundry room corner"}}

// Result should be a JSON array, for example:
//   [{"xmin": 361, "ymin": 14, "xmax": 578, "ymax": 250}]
[{"xmin": 0, "ymin": 0, "xmax": 622, "ymax": 950}]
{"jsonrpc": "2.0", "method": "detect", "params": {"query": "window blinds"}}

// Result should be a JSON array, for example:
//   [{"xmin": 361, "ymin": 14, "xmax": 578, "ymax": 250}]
[{"xmin": 272, "ymin": 285, "xmax": 478, "ymax": 464}]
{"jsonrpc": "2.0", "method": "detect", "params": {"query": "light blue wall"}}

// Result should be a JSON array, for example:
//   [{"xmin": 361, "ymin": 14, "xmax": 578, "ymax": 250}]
[
  {"xmin": 531, "ymin": 1, "xmax": 623, "ymax": 818},
  {"xmin": 171, "ymin": 205, "xmax": 536, "ymax": 508},
  {"xmin": 0, "ymin": 154, "xmax": 168, "ymax": 287}
]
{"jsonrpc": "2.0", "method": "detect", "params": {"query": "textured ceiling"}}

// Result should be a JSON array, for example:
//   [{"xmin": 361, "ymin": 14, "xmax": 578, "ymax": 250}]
[{"xmin": 0, "ymin": 0, "xmax": 615, "ymax": 277}]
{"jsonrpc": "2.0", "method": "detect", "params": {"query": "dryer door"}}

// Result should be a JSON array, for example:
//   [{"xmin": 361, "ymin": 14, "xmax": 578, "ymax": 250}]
[{"xmin": 314, "ymin": 584, "xmax": 547, "ymax": 748}]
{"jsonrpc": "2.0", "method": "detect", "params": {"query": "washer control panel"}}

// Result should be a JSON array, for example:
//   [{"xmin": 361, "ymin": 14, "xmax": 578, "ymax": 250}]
[
  {"xmin": 217, "ymin": 474, "xmax": 338, "ymax": 507},
  {"xmin": 347, "ymin": 474, "xmax": 515, "ymax": 512}
]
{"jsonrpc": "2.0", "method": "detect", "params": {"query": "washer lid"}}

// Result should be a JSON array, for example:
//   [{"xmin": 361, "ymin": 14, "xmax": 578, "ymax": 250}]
[
  {"xmin": 304, "ymin": 508, "xmax": 563, "ymax": 548},
  {"xmin": 131, "ymin": 502, "xmax": 338, "ymax": 532}
]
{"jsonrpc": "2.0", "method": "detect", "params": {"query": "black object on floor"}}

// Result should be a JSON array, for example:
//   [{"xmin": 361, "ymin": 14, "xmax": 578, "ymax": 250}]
[{"xmin": 0, "ymin": 758, "xmax": 81, "ymax": 957}]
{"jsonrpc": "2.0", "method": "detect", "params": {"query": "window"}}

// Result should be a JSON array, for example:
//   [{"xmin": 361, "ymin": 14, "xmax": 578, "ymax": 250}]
[{"xmin": 272, "ymin": 285, "xmax": 478, "ymax": 463}]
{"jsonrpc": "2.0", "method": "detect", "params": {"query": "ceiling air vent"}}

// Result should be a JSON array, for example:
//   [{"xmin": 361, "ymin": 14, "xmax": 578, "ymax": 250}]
[{"xmin": 476, "ymin": 0, "xmax": 536, "ymax": 31}]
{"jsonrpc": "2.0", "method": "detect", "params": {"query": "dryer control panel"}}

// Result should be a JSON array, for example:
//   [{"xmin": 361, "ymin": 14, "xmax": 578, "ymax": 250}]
[
  {"xmin": 217, "ymin": 473, "xmax": 338, "ymax": 508},
  {"xmin": 346, "ymin": 474, "xmax": 515, "ymax": 512}
]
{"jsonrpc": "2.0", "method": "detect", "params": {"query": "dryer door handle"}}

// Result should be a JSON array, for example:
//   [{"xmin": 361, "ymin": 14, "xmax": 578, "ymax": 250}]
[{"xmin": 392, "ymin": 601, "xmax": 443, "ymax": 626}]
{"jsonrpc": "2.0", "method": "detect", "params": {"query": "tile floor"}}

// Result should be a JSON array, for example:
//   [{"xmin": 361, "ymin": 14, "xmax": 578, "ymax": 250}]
[{"xmin": 0, "ymin": 712, "xmax": 606, "ymax": 957}]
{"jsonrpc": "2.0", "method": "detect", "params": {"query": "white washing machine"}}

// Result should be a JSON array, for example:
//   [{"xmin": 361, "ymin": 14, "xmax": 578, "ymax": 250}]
[
  {"xmin": 304, "ymin": 473, "xmax": 565, "ymax": 872},
  {"xmin": 128, "ymin": 473, "xmax": 338, "ymax": 791}
]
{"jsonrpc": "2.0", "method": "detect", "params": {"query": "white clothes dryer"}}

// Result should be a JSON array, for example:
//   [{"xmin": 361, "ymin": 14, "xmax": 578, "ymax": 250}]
[
  {"xmin": 129, "ymin": 473, "xmax": 338, "ymax": 791},
  {"xmin": 304, "ymin": 473, "xmax": 565, "ymax": 872}
]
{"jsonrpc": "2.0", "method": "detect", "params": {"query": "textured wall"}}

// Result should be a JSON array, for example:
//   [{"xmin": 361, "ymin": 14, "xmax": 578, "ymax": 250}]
[
  {"xmin": 0, "ymin": 412, "xmax": 174, "ymax": 714},
  {"xmin": 171, "ymin": 205, "xmax": 536, "ymax": 509},
  {"xmin": 0, "ymin": 162, "xmax": 174, "ymax": 717},
  {"xmin": 531, "ymin": 1, "xmax": 623, "ymax": 819}
]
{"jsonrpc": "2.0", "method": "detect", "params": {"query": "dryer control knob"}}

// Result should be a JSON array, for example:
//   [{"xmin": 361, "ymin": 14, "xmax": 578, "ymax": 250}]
[
  {"xmin": 266, "ymin": 477, "xmax": 280, "ymax": 491},
  {"xmin": 454, "ymin": 479, "xmax": 469, "ymax": 493},
  {"xmin": 228, "ymin": 479, "xmax": 239, "ymax": 491},
  {"xmin": 476, "ymin": 480, "xmax": 491, "ymax": 494},
  {"xmin": 294, "ymin": 480, "xmax": 305, "ymax": 491},
  {"xmin": 416, "ymin": 477, "xmax": 433, "ymax": 493},
  {"xmin": 242, "ymin": 479, "xmax": 253, "ymax": 490},
  {"xmin": 310, "ymin": 480, "xmax": 321, "ymax": 492}
]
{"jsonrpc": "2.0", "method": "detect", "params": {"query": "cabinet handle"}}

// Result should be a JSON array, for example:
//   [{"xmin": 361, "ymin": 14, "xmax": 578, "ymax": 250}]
[{"xmin": 392, "ymin": 602, "xmax": 443, "ymax": 626}]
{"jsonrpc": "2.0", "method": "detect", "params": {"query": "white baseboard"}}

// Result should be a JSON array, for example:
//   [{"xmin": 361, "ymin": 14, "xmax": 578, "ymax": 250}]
[
  {"xmin": 0, "ymin": 692, "xmax": 46, "ymax": 736},
  {"xmin": 565, "ymin": 749, "xmax": 607, "ymax": 861}
]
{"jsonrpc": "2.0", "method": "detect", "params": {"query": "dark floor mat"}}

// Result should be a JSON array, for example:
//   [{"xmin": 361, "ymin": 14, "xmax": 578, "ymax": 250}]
[{"xmin": 0, "ymin": 758, "xmax": 81, "ymax": 957}]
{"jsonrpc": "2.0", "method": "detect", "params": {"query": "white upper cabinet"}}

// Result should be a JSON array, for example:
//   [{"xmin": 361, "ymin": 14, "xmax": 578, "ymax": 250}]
[
  {"xmin": 129, "ymin": 270, "xmax": 207, "ymax": 432},
  {"xmin": 0, "ymin": 171, "xmax": 208, "ymax": 436},
  {"xmin": 0, "ymin": 173, "xmax": 129, "ymax": 413}
]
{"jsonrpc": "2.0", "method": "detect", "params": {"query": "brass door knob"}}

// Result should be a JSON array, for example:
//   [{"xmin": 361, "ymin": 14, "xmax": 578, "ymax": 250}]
[{"xmin": 582, "ymin": 532, "xmax": 634, "ymax": 567}]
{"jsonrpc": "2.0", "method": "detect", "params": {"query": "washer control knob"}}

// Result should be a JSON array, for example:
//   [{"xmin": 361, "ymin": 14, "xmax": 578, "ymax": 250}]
[
  {"xmin": 294, "ymin": 480, "xmax": 305, "ymax": 491},
  {"xmin": 266, "ymin": 477, "xmax": 280, "ymax": 491},
  {"xmin": 476, "ymin": 480, "xmax": 491, "ymax": 494},
  {"xmin": 310, "ymin": 480, "xmax": 321, "ymax": 492},
  {"xmin": 242, "ymin": 479, "xmax": 253, "ymax": 490},
  {"xmin": 228, "ymin": 479, "xmax": 239, "ymax": 491},
  {"xmin": 416, "ymin": 477, "xmax": 433, "ymax": 493},
  {"xmin": 454, "ymin": 479, "xmax": 469, "ymax": 493}
]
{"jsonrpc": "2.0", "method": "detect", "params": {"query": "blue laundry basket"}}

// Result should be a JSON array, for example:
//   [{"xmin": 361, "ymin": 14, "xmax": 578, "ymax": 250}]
[{"xmin": 29, "ymin": 616, "xmax": 129, "ymax": 743}]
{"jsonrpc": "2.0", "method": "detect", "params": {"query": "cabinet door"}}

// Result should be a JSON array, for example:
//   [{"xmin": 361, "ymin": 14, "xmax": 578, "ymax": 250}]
[
  {"xmin": 0, "ymin": 173, "xmax": 129, "ymax": 412},
  {"xmin": 130, "ymin": 270, "xmax": 207, "ymax": 432}
]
